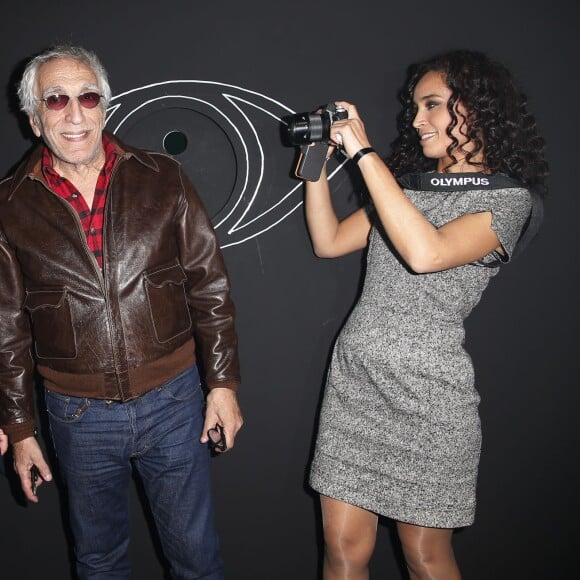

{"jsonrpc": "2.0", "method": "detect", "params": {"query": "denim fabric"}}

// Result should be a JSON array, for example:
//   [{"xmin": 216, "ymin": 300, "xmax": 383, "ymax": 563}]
[{"xmin": 45, "ymin": 366, "xmax": 223, "ymax": 580}]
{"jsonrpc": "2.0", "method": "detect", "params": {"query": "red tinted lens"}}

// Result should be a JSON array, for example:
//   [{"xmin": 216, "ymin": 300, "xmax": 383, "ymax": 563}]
[
  {"xmin": 77, "ymin": 92, "xmax": 101, "ymax": 108},
  {"xmin": 42, "ymin": 93, "xmax": 101, "ymax": 110},
  {"xmin": 44, "ymin": 94, "xmax": 70, "ymax": 110}
]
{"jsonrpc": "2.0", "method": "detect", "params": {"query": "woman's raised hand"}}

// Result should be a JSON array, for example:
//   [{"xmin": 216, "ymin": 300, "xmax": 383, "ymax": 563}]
[{"xmin": 329, "ymin": 101, "xmax": 372, "ymax": 159}]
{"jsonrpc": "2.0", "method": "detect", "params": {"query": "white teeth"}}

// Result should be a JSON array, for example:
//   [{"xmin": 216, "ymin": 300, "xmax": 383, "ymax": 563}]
[{"xmin": 421, "ymin": 132, "xmax": 436, "ymax": 140}]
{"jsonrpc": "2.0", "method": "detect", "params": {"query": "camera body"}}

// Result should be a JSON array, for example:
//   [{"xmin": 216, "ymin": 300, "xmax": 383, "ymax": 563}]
[{"xmin": 283, "ymin": 103, "xmax": 347, "ymax": 181}]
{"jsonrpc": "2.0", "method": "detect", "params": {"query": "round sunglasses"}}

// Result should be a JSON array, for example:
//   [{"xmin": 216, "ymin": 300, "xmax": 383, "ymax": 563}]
[{"xmin": 39, "ymin": 92, "xmax": 102, "ymax": 111}]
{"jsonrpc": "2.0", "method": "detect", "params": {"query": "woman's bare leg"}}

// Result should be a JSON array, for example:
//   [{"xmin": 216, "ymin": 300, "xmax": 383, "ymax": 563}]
[
  {"xmin": 320, "ymin": 495, "xmax": 378, "ymax": 580},
  {"xmin": 396, "ymin": 521, "xmax": 461, "ymax": 580}
]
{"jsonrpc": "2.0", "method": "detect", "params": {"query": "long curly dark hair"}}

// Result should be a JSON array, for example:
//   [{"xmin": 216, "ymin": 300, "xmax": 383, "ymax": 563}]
[{"xmin": 387, "ymin": 50, "xmax": 549, "ymax": 196}]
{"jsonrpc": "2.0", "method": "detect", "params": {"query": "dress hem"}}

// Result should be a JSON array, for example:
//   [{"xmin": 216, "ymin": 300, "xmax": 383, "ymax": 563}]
[{"xmin": 309, "ymin": 472, "xmax": 475, "ymax": 529}]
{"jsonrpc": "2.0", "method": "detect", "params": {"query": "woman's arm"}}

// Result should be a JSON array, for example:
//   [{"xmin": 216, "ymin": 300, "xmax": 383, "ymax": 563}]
[
  {"xmin": 357, "ymin": 153, "xmax": 501, "ymax": 272},
  {"xmin": 330, "ymin": 101, "xmax": 501, "ymax": 273},
  {"xmin": 304, "ymin": 163, "xmax": 372, "ymax": 258}
]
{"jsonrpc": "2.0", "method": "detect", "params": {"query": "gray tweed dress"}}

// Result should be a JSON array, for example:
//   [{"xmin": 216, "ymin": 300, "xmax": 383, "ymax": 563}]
[{"xmin": 309, "ymin": 182, "xmax": 532, "ymax": 528}]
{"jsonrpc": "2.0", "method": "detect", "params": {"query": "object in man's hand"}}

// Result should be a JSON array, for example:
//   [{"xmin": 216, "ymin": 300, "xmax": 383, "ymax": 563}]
[{"xmin": 208, "ymin": 424, "xmax": 227, "ymax": 452}]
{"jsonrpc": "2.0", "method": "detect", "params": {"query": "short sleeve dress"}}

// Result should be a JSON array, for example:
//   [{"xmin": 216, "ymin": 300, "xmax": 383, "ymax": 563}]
[{"xmin": 309, "ymin": 176, "xmax": 533, "ymax": 528}]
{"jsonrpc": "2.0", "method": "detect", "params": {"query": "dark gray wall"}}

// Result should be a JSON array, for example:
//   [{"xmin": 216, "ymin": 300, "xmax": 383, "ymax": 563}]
[{"xmin": 1, "ymin": 1, "xmax": 578, "ymax": 579}]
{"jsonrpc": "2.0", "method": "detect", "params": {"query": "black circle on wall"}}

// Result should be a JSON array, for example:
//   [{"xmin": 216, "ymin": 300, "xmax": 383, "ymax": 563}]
[
  {"xmin": 112, "ymin": 106, "xmax": 238, "ymax": 220},
  {"xmin": 163, "ymin": 131, "xmax": 188, "ymax": 155}
]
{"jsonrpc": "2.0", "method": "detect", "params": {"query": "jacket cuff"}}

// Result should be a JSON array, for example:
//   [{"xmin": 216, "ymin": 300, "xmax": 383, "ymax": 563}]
[
  {"xmin": 207, "ymin": 379, "xmax": 240, "ymax": 392},
  {"xmin": 1, "ymin": 421, "xmax": 36, "ymax": 444}
]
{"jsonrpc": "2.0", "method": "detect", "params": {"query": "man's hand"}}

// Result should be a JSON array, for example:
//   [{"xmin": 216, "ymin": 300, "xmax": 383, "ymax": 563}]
[
  {"xmin": 201, "ymin": 388, "xmax": 243, "ymax": 453},
  {"xmin": 0, "ymin": 429, "xmax": 8, "ymax": 455},
  {"xmin": 12, "ymin": 436, "xmax": 52, "ymax": 503}
]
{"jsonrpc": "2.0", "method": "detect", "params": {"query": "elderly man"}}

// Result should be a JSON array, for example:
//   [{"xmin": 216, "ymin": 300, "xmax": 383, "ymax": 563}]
[{"xmin": 0, "ymin": 46, "xmax": 242, "ymax": 579}]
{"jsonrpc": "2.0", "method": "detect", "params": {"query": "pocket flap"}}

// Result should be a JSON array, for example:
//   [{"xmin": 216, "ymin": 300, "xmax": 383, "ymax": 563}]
[
  {"xmin": 24, "ymin": 289, "xmax": 67, "ymax": 312},
  {"xmin": 144, "ymin": 263, "xmax": 187, "ymax": 289}
]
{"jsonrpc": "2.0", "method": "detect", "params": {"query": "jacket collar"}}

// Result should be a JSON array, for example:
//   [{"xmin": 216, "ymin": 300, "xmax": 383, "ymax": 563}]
[{"xmin": 8, "ymin": 131, "xmax": 161, "ymax": 200}]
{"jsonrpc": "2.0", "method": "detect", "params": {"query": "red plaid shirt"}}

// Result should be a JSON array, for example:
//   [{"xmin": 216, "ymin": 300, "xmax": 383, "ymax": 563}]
[{"xmin": 42, "ymin": 134, "xmax": 119, "ymax": 268}]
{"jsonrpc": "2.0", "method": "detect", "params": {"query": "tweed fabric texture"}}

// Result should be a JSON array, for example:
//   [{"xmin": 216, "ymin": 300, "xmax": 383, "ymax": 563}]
[{"xmin": 309, "ymin": 184, "xmax": 532, "ymax": 528}]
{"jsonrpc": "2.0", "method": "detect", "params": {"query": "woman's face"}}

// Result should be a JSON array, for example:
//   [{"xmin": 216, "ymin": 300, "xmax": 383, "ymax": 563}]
[{"xmin": 412, "ymin": 71, "xmax": 479, "ymax": 172}]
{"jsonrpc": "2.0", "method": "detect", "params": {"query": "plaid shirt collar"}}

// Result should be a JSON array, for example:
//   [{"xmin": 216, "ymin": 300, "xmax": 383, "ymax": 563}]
[{"xmin": 41, "ymin": 134, "xmax": 119, "ymax": 268}]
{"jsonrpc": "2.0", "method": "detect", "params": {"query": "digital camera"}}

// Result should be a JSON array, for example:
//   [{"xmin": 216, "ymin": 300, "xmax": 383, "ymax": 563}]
[
  {"xmin": 284, "ymin": 103, "xmax": 347, "ymax": 146},
  {"xmin": 282, "ymin": 103, "xmax": 347, "ymax": 181}
]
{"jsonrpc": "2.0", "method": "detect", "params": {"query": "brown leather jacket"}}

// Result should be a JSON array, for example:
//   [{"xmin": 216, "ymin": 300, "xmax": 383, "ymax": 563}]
[{"xmin": 0, "ymin": 133, "xmax": 240, "ymax": 443}]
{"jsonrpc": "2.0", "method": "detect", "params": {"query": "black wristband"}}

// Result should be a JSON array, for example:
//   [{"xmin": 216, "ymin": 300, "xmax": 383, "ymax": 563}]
[{"xmin": 352, "ymin": 147, "xmax": 375, "ymax": 164}]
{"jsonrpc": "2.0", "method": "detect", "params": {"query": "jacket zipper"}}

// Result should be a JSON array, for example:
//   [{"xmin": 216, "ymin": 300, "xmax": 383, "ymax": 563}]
[{"xmin": 29, "ymin": 159, "xmax": 128, "ymax": 397}]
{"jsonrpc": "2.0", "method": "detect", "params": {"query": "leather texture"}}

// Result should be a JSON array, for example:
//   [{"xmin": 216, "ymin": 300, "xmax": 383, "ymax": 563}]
[{"xmin": 0, "ymin": 133, "xmax": 240, "ymax": 439}]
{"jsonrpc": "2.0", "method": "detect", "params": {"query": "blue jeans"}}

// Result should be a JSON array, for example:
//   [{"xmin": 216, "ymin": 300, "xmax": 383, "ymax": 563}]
[{"xmin": 45, "ymin": 366, "xmax": 223, "ymax": 580}]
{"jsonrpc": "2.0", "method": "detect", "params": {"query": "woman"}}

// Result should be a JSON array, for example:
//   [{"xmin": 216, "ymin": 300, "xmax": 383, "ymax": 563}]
[{"xmin": 306, "ymin": 50, "xmax": 548, "ymax": 579}]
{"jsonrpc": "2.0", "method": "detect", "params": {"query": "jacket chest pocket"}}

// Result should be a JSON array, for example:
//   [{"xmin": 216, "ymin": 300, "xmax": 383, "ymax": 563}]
[
  {"xmin": 23, "ymin": 289, "xmax": 77, "ymax": 360},
  {"xmin": 144, "ymin": 263, "xmax": 192, "ymax": 343}
]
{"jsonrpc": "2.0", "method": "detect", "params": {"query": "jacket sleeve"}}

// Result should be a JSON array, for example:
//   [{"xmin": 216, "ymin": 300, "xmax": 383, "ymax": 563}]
[
  {"xmin": 0, "ymin": 228, "xmax": 37, "ymax": 442},
  {"xmin": 175, "ymin": 166, "xmax": 241, "ymax": 390}
]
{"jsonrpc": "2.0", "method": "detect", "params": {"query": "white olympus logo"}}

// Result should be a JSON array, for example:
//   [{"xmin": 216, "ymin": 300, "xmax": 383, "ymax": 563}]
[{"xmin": 430, "ymin": 176, "xmax": 490, "ymax": 187}]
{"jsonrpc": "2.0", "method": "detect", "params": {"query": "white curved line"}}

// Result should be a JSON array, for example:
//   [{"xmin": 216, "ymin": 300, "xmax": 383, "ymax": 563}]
[
  {"xmin": 111, "ymin": 80, "xmax": 295, "ymax": 114},
  {"xmin": 107, "ymin": 95, "xmax": 252, "ymax": 230},
  {"xmin": 221, "ymin": 200, "xmax": 304, "ymax": 249},
  {"xmin": 219, "ymin": 94, "xmax": 265, "ymax": 234},
  {"xmin": 107, "ymin": 80, "xmax": 347, "ymax": 248}
]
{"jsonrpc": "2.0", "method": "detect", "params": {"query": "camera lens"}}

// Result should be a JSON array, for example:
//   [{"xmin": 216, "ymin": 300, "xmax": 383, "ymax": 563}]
[
  {"xmin": 286, "ymin": 113, "xmax": 312, "ymax": 145},
  {"xmin": 284, "ymin": 112, "xmax": 331, "ymax": 146}
]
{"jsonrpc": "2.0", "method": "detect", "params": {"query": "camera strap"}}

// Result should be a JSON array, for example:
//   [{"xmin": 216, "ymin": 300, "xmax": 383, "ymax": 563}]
[
  {"xmin": 397, "ymin": 172, "xmax": 544, "ymax": 262},
  {"xmin": 397, "ymin": 172, "xmax": 522, "ymax": 191}
]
